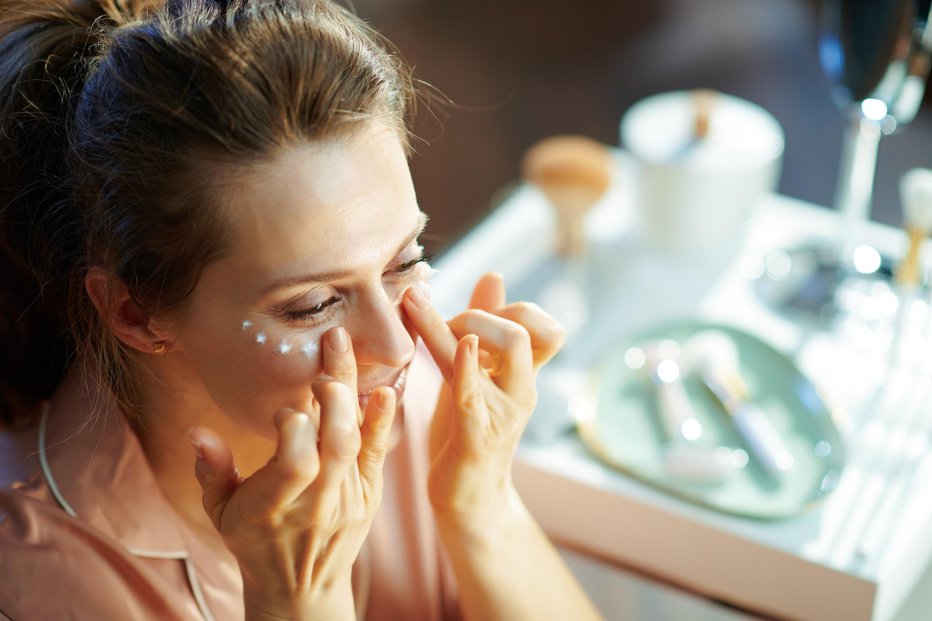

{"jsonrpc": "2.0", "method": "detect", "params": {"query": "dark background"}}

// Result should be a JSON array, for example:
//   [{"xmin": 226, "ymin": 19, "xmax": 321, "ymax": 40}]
[{"xmin": 353, "ymin": 0, "xmax": 932, "ymax": 255}]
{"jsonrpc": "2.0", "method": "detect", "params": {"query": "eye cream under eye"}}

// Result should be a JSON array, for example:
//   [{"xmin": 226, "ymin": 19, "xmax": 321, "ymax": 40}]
[
  {"xmin": 240, "ymin": 318, "xmax": 322, "ymax": 361},
  {"xmin": 300, "ymin": 340, "xmax": 319, "ymax": 359}
]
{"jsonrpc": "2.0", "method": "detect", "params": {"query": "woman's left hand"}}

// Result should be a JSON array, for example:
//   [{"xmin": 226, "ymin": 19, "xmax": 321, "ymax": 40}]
[{"xmin": 401, "ymin": 272, "xmax": 564, "ymax": 534}]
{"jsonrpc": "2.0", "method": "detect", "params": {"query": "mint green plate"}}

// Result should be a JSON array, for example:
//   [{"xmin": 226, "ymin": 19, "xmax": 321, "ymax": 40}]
[{"xmin": 575, "ymin": 322, "xmax": 846, "ymax": 519}]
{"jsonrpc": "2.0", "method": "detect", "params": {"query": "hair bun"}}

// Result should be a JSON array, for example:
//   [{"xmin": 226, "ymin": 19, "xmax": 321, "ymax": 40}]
[{"xmin": 0, "ymin": 0, "xmax": 163, "ymax": 423}]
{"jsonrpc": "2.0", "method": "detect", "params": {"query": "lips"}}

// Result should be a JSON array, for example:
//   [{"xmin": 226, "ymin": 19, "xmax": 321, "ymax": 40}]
[{"xmin": 357, "ymin": 366, "xmax": 408, "ymax": 412}]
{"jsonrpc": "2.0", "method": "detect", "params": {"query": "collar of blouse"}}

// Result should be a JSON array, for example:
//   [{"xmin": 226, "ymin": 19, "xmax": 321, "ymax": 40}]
[{"xmin": 37, "ymin": 372, "xmax": 218, "ymax": 621}]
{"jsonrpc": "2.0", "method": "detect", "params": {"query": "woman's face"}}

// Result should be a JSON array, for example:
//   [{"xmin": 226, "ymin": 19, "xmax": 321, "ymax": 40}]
[{"xmin": 166, "ymin": 123, "xmax": 426, "ymax": 439}]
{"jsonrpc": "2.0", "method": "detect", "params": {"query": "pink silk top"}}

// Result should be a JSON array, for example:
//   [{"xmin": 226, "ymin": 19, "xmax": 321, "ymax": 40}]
[{"xmin": 0, "ymin": 347, "xmax": 459, "ymax": 620}]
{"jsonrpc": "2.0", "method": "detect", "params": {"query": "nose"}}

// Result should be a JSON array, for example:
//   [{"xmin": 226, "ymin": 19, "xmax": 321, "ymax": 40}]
[{"xmin": 346, "ymin": 284, "xmax": 416, "ymax": 369}]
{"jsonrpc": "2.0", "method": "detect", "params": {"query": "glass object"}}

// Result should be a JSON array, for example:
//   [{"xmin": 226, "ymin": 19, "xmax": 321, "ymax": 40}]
[{"xmin": 756, "ymin": 0, "xmax": 932, "ymax": 321}]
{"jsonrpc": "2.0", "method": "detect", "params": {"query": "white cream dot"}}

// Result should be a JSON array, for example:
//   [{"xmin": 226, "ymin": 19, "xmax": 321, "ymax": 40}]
[{"xmin": 301, "ymin": 341, "xmax": 319, "ymax": 359}]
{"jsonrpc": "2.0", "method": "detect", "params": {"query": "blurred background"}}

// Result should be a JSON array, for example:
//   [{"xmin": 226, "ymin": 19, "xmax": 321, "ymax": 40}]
[{"xmin": 352, "ymin": 0, "xmax": 932, "ymax": 254}]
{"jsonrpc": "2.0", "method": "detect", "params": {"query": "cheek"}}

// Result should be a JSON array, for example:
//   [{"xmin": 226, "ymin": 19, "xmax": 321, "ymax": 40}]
[
  {"xmin": 238, "ymin": 321, "xmax": 327, "ymax": 391},
  {"xmin": 183, "ymin": 322, "xmax": 327, "ymax": 437}
]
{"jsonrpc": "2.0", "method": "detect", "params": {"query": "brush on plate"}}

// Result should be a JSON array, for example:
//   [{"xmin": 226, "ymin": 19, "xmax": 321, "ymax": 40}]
[
  {"xmin": 636, "ymin": 341, "xmax": 744, "ymax": 485},
  {"xmin": 683, "ymin": 331, "xmax": 794, "ymax": 483}
]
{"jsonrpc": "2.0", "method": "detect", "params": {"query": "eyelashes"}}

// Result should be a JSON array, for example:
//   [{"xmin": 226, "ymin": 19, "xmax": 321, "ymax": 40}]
[
  {"xmin": 391, "ymin": 254, "xmax": 433, "ymax": 276},
  {"xmin": 282, "ymin": 254, "xmax": 433, "ymax": 326},
  {"xmin": 285, "ymin": 297, "xmax": 341, "ymax": 323}
]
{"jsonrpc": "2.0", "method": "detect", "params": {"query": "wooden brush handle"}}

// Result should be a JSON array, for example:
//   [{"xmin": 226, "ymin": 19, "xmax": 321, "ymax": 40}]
[
  {"xmin": 896, "ymin": 227, "xmax": 926, "ymax": 287},
  {"xmin": 521, "ymin": 135, "xmax": 613, "ymax": 258}
]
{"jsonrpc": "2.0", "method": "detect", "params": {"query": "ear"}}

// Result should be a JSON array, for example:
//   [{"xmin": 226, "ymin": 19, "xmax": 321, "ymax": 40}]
[{"xmin": 85, "ymin": 266, "xmax": 175, "ymax": 354}]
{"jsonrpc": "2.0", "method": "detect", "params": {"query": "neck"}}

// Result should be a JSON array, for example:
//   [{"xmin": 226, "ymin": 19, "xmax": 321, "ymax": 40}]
[{"xmin": 128, "ymin": 361, "xmax": 276, "ymax": 561}]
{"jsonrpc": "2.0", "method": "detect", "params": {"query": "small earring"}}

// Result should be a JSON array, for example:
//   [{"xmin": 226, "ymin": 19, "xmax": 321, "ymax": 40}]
[{"xmin": 152, "ymin": 341, "xmax": 167, "ymax": 354}]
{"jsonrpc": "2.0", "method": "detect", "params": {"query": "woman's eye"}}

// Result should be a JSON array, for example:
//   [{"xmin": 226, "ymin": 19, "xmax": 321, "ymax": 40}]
[
  {"xmin": 286, "ymin": 296, "xmax": 340, "ymax": 321},
  {"xmin": 390, "ymin": 254, "xmax": 433, "ymax": 276}
]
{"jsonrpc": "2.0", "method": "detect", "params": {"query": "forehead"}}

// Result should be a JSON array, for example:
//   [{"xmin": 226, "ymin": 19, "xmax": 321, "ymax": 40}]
[{"xmin": 221, "ymin": 125, "xmax": 421, "ymax": 277}]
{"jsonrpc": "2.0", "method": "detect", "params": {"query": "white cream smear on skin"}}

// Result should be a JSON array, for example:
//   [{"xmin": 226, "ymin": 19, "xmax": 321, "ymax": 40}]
[
  {"xmin": 242, "ymin": 321, "xmax": 320, "ymax": 359},
  {"xmin": 240, "ymin": 261, "xmax": 432, "ymax": 360}
]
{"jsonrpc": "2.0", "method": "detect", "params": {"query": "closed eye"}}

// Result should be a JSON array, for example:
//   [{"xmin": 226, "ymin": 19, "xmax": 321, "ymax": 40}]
[
  {"xmin": 390, "ymin": 253, "xmax": 433, "ymax": 276},
  {"xmin": 285, "ymin": 296, "xmax": 341, "ymax": 322}
]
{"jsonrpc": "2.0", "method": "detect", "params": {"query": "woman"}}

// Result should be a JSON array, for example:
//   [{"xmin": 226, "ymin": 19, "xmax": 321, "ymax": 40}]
[{"xmin": 0, "ymin": 1, "xmax": 602, "ymax": 619}]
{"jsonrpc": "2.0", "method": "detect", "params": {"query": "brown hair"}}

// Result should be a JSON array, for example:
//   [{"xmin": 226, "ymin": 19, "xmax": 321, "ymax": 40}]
[{"xmin": 0, "ymin": 0, "xmax": 415, "ymax": 425}]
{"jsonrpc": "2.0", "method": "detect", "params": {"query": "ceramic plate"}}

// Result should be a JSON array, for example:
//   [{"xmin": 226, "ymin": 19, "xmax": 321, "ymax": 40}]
[{"xmin": 575, "ymin": 321, "xmax": 846, "ymax": 519}]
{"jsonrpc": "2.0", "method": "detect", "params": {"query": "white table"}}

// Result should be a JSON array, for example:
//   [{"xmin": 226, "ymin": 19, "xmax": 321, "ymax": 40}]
[{"xmin": 430, "ymin": 154, "xmax": 932, "ymax": 621}]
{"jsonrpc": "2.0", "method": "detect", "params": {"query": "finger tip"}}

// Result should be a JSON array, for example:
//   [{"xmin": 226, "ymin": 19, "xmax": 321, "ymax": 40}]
[
  {"xmin": 379, "ymin": 385, "xmax": 397, "ymax": 410},
  {"xmin": 460, "ymin": 333, "xmax": 479, "ymax": 350},
  {"xmin": 324, "ymin": 326, "xmax": 352, "ymax": 357},
  {"xmin": 186, "ymin": 427, "xmax": 205, "ymax": 458},
  {"xmin": 273, "ymin": 407, "xmax": 307, "ymax": 430}
]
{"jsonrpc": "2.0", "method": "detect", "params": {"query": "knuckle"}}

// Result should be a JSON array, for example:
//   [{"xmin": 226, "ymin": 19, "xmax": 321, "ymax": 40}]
[
  {"xmin": 369, "ymin": 415, "xmax": 394, "ymax": 438},
  {"xmin": 314, "ymin": 378, "xmax": 352, "ymax": 405},
  {"xmin": 328, "ymin": 428, "xmax": 361, "ymax": 460},
  {"xmin": 456, "ymin": 388, "xmax": 484, "ymax": 412},
  {"xmin": 428, "ymin": 311, "xmax": 449, "ymax": 333},
  {"xmin": 332, "ymin": 356, "xmax": 356, "ymax": 374},
  {"xmin": 512, "ymin": 301, "xmax": 539, "ymax": 318},
  {"xmin": 311, "ymin": 376, "xmax": 332, "ymax": 396},
  {"xmin": 504, "ymin": 323, "xmax": 531, "ymax": 349},
  {"xmin": 526, "ymin": 387, "xmax": 539, "ymax": 411},
  {"xmin": 548, "ymin": 319, "xmax": 567, "ymax": 349},
  {"xmin": 460, "ymin": 309, "xmax": 484, "ymax": 332},
  {"xmin": 277, "ymin": 455, "xmax": 320, "ymax": 483},
  {"xmin": 363, "ymin": 443, "xmax": 388, "ymax": 465}
]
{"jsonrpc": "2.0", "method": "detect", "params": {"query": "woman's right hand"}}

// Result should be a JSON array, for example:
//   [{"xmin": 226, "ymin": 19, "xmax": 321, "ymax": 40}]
[{"xmin": 187, "ymin": 327, "xmax": 395, "ymax": 621}]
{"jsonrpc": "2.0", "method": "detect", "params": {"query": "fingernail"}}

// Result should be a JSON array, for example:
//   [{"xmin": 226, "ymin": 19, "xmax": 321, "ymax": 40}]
[
  {"xmin": 328, "ymin": 326, "xmax": 348, "ymax": 353},
  {"xmin": 408, "ymin": 285, "xmax": 430, "ymax": 310},
  {"xmin": 468, "ymin": 335, "xmax": 478, "ymax": 358},
  {"xmin": 187, "ymin": 428, "xmax": 205, "ymax": 460}
]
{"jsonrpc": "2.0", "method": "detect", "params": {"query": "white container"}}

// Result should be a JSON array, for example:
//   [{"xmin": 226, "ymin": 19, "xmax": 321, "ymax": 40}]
[{"xmin": 620, "ymin": 90, "xmax": 784, "ymax": 255}]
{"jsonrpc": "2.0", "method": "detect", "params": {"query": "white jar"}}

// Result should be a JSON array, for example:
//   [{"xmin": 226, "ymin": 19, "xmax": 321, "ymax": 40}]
[{"xmin": 620, "ymin": 90, "xmax": 785, "ymax": 255}]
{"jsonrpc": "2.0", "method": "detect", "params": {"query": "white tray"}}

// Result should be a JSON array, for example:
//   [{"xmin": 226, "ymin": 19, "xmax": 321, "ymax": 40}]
[{"xmin": 431, "ymin": 155, "xmax": 932, "ymax": 621}]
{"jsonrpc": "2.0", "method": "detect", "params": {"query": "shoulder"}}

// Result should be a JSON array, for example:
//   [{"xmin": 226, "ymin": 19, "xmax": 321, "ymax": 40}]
[
  {"xmin": 0, "ymin": 428, "xmax": 171, "ymax": 620},
  {"xmin": 0, "ymin": 489, "xmax": 186, "ymax": 620}
]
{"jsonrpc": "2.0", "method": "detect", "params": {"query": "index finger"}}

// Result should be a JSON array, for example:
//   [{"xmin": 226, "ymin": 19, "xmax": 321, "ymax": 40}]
[
  {"xmin": 402, "ymin": 286, "xmax": 458, "ymax": 381},
  {"xmin": 322, "ymin": 326, "xmax": 360, "ymax": 423},
  {"xmin": 468, "ymin": 272, "xmax": 506, "ymax": 312}
]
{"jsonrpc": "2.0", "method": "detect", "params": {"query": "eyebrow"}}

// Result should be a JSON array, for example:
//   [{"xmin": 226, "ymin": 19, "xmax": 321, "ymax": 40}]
[{"xmin": 261, "ymin": 211, "xmax": 429, "ymax": 294}]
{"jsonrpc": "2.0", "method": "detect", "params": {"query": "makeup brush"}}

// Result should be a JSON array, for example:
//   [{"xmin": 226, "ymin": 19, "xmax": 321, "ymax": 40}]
[
  {"xmin": 684, "ymin": 331, "xmax": 794, "ymax": 482},
  {"xmin": 668, "ymin": 89, "xmax": 717, "ymax": 161},
  {"xmin": 521, "ymin": 135, "xmax": 614, "ymax": 258},
  {"xmin": 634, "ymin": 341, "xmax": 744, "ymax": 485},
  {"xmin": 895, "ymin": 168, "xmax": 932, "ymax": 288},
  {"xmin": 692, "ymin": 88, "xmax": 716, "ymax": 141}
]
